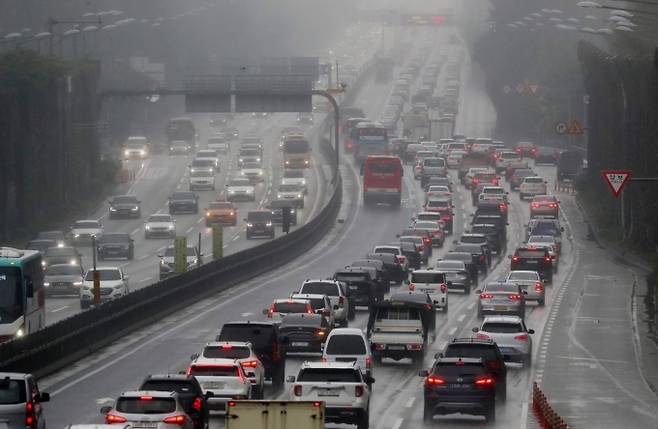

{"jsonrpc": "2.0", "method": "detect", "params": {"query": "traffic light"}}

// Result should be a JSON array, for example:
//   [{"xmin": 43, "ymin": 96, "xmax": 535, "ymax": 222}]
[{"xmin": 282, "ymin": 207, "xmax": 292, "ymax": 234}]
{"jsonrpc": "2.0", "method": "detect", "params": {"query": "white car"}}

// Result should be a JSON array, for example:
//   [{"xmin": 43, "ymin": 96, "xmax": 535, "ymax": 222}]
[
  {"xmin": 240, "ymin": 162, "xmax": 265, "ymax": 183},
  {"xmin": 290, "ymin": 293, "xmax": 336, "ymax": 327},
  {"xmin": 194, "ymin": 149, "xmax": 220, "ymax": 171},
  {"xmin": 505, "ymin": 270, "xmax": 545, "ymax": 306},
  {"xmin": 472, "ymin": 315, "xmax": 534, "ymax": 364},
  {"xmin": 287, "ymin": 361, "xmax": 373, "ymax": 429},
  {"xmin": 323, "ymin": 328, "xmax": 373, "ymax": 377},
  {"xmin": 123, "ymin": 136, "xmax": 150, "ymax": 159},
  {"xmin": 159, "ymin": 245, "xmax": 201, "ymax": 280},
  {"xmin": 281, "ymin": 176, "xmax": 307, "ymax": 195},
  {"xmin": 276, "ymin": 183, "xmax": 305, "ymax": 208},
  {"xmin": 372, "ymin": 245, "xmax": 409, "ymax": 271},
  {"xmin": 70, "ymin": 219, "xmax": 103, "ymax": 245},
  {"xmin": 298, "ymin": 279, "xmax": 352, "ymax": 326},
  {"xmin": 80, "ymin": 267, "xmax": 129, "ymax": 309},
  {"xmin": 464, "ymin": 167, "xmax": 491, "ymax": 188},
  {"xmin": 495, "ymin": 150, "xmax": 522, "ymax": 172},
  {"xmin": 426, "ymin": 185, "xmax": 452, "ymax": 201},
  {"xmin": 187, "ymin": 358, "xmax": 252, "ymax": 410},
  {"xmin": 407, "ymin": 269, "xmax": 448, "ymax": 311},
  {"xmin": 192, "ymin": 341, "xmax": 265, "ymax": 398},
  {"xmin": 207, "ymin": 136, "xmax": 230, "ymax": 154},
  {"xmin": 519, "ymin": 176, "xmax": 548, "ymax": 200},
  {"xmin": 225, "ymin": 178, "xmax": 256, "ymax": 202},
  {"xmin": 189, "ymin": 169, "xmax": 216, "ymax": 190},
  {"xmin": 446, "ymin": 150, "xmax": 466, "ymax": 168},
  {"xmin": 264, "ymin": 298, "xmax": 313, "ymax": 321},
  {"xmin": 144, "ymin": 213, "xmax": 176, "ymax": 239},
  {"xmin": 479, "ymin": 186, "xmax": 508, "ymax": 203}
]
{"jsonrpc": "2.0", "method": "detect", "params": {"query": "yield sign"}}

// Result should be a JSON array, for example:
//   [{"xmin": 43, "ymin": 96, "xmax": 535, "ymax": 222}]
[
  {"xmin": 567, "ymin": 119, "xmax": 584, "ymax": 135},
  {"xmin": 602, "ymin": 170, "xmax": 632, "ymax": 197}
]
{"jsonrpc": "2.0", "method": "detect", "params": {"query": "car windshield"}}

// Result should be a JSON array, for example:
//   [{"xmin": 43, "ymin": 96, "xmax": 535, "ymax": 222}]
[
  {"xmin": 73, "ymin": 221, "xmax": 99, "ymax": 229},
  {"xmin": 374, "ymin": 247, "xmax": 397, "ymax": 255},
  {"xmin": 426, "ymin": 200, "xmax": 450, "ymax": 208},
  {"xmin": 300, "ymin": 282, "xmax": 338, "ymax": 296},
  {"xmin": 524, "ymin": 177, "xmax": 544, "ymax": 183},
  {"xmin": 203, "ymin": 345, "xmax": 251, "ymax": 359},
  {"xmin": 417, "ymin": 214, "xmax": 440, "ymax": 221},
  {"xmin": 248, "ymin": 212, "xmax": 271, "ymax": 222},
  {"xmin": 445, "ymin": 345, "xmax": 498, "ymax": 361},
  {"xmin": 140, "ymin": 381, "xmax": 195, "ymax": 395},
  {"xmin": 189, "ymin": 365, "xmax": 239, "ymax": 377},
  {"xmin": 85, "ymin": 269, "xmax": 121, "ymax": 281},
  {"xmin": 209, "ymin": 202, "xmax": 232, "ymax": 209},
  {"xmin": 482, "ymin": 322, "xmax": 524, "ymax": 333},
  {"xmin": 325, "ymin": 334, "xmax": 366, "ymax": 355},
  {"xmin": 229, "ymin": 179, "xmax": 251, "ymax": 187},
  {"xmin": 284, "ymin": 170, "xmax": 304, "ymax": 178},
  {"xmin": 280, "ymin": 315, "xmax": 323, "ymax": 327},
  {"xmin": 411, "ymin": 272, "xmax": 446, "ymax": 283},
  {"xmin": 297, "ymin": 368, "xmax": 361, "ymax": 383},
  {"xmin": 112, "ymin": 196, "xmax": 137, "ymax": 204},
  {"xmin": 516, "ymin": 250, "xmax": 546, "ymax": 258},
  {"xmin": 240, "ymin": 149, "xmax": 260, "ymax": 157},
  {"xmin": 415, "ymin": 221, "xmax": 439, "ymax": 230},
  {"xmin": 100, "ymin": 234, "xmax": 129, "ymax": 244},
  {"xmin": 508, "ymin": 271, "xmax": 539, "ymax": 281},
  {"xmin": 208, "ymin": 137, "xmax": 226, "ymax": 144},
  {"xmin": 424, "ymin": 158, "xmax": 445, "ymax": 167},
  {"xmin": 437, "ymin": 261, "xmax": 465, "ymax": 270},
  {"xmin": 460, "ymin": 236, "xmax": 485, "ymax": 244},
  {"xmin": 148, "ymin": 215, "xmax": 171, "ymax": 222},
  {"xmin": 171, "ymin": 192, "xmax": 195, "ymax": 200},
  {"xmin": 0, "ymin": 379, "xmax": 26, "ymax": 405},
  {"xmin": 434, "ymin": 363, "xmax": 486, "ymax": 377},
  {"xmin": 164, "ymin": 247, "xmax": 196, "ymax": 257},
  {"xmin": 46, "ymin": 265, "xmax": 80, "ymax": 276},
  {"xmin": 273, "ymin": 302, "xmax": 308, "ymax": 313},
  {"xmin": 191, "ymin": 170, "xmax": 213, "ymax": 177},
  {"xmin": 279, "ymin": 184, "xmax": 301, "ymax": 192},
  {"xmin": 45, "ymin": 247, "xmax": 76, "ymax": 256},
  {"xmin": 399, "ymin": 236, "xmax": 422, "ymax": 245},
  {"xmin": 484, "ymin": 283, "xmax": 518, "ymax": 293},
  {"xmin": 444, "ymin": 252, "xmax": 471, "ymax": 262},
  {"xmin": 529, "ymin": 236, "xmax": 554, "ymax": 243}
]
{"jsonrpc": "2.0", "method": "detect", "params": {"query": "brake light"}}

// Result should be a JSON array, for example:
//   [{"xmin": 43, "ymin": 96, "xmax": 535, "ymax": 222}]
[
  {"xmin": 442, "ymin": 215, "xmax": 451, "ymax": 221},
  {"xmin": 374, "ymin": 343, "xmax": 386, "ymax": 350},
  {"xmin": 422, "ymin": 237, "xmax": 432, "ymax": 244},
  {"xmin": 531, "ymin": 203, "xmax": 540, "ymax": 209},
  {"xmin": 499, "ymin": 204, "xmax": 507, "ymax": 210},
  {"xmin": 355, "ymin": 385, "xmax": 364, "ymax": 397},
  {"xmin": 509, "ymin": 294, "xmax": 522, "ymax": 300},
  {"xmin": 511, "ymin": 256, "xmax": 520, "ymax": 263},
  {"xmin": 407, "ymin": 343, "xmax": 423, "ymax": 350},
  {"xmin": 511, "ymin": 175, "xmax": 518, "ymax": 181},
  {"xmin": 267, "ymin": 304, "xmax": 275, "ymax": 317},
  {"xmin": 163, "ymin": 415, "xmax": 187, "ymax": 426},
  {"xmin": 549, "ymin": 203, "xmax": 557, "ymax": 208},
  {"xmin": 306, "ymin": 305, "xmax": 314, "ymax": 314},
  {"xmin": 339, "ymin": 296, "xmax": 344, "ymax": 305},
  {"xmin": 515, "ymin": 148, "xmax": 521, "ymax": 153},
  {"xmin": 105, "ymin": 414, "xmax": 128, "ymax": 424},
  {"xmin": 475, "ymin": 332, "xmax": 490, "ymax": 340},
  {"xmin": 479, "ymin": 254, "xmax": 486, "ymax": 262},
  {"xmin": 293, "ymin": 385, "xmax": 303, "ymax": 396},
  {"xmin": 473, "ymin": 178, "xmax": 480, "ymax": 184},
  {"xmin": 426, "ymin": 376, "xmax": 445, "ymax": 385},
  {"xmin": 440, "ymin": 283, "xmax": 447, "ymax": 292},
  {"xmin": 26, "ymin": 401, "xmax": 36, "ymax": 427},
  {"xmin": 492, "ymin": 178, "xmax": 499, "ymax": 185},
  {"xmin": 514, "ymin": 334, "xmax": 529, "ymax": 341},
  {"xmin": 408, "ymin": 282, "xmax": 415, "ymax": 291},
  {"xmin": 140, "ymin": 396, "xmax": 153, "ymax": 401},
  {"xmin": 480, "ymin": 293, "xmax": 494, "ymax": 299},
  {"xmin": 365, "ymin": 356, "xmax": 372, "ymax": 369},
  {"xmin": 475, "ymin": 377, "xmax": 494, "ymax": 385},
  {"xmin": 241, "ymin": 360, "xmax": 259, "ymax": 368},
  {"xmin": 424, "ymin": 304, "xmax": 433, "ymax": 311},
  {"xmin": 396, "ymin": 255, "xmax": 406, "ymax": 264},
  {"xmin": 535, "ymin": 282, "xmax": 543, "ymax": 292},
  {"xmin": 228, "ymin": 401, "xmax": 237, "ymax": 407},
  {"xmin": 221, "ymin": 344, "xmax": 233, "ymax": 349},
  {"xmin": 313, "ymin": 401, "xmax": 322, "ymax": 407},
  {"xmin": 193, "ymin": 397, "xmax": 203, "ymax": 411},
  {"xmin": 544, "ymin": 256, "xmax": 551, "ymax": 263}
]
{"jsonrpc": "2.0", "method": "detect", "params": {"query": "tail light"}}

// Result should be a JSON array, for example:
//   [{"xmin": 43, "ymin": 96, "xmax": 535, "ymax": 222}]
[
  {"xmin": 186, "ymin": 366, "xmax": 193, "ymax": 376},
  {"xmin": 544, "ymin": 256, "xmax": 552, "ymax": 263},
  {"xmin": 105, "ymin": 414, "xmax": 128, "ymax": 424},
  {"xmin": 531, "ymin": 203, "xmax": 540, "ymax": 209},
  {"xmin": 549, "ymin": 203, "xmax": 557, "ymax": 208},
  {"xmin": 426, "ymin": 376, "xmax": 445, "ymax": 385},
  {"xmin": 374, "ymin": 343, "xmax": 386, "ymax": 350},
  {"xmin": 511, "ymin": 256, "xmax": 520, "ymax": 263},
  {"xmin": 480, "ymin": 293, "xmax": 494, "ymax": 299},
  {"xmin": 192, "ymin": 397, "xmax": 203, "ymax": 411},
  {"xmin": 241, "ymin": 360, "xmax": 259, "ymax": 368},
  {"xmin": 514, "ymin": 334, "xmax": 529, "ymax": 341},
  {"xmin": 440, "ymin": 283, "xmax": 447, "ymax": 292},
  {"xmin": 396, "ymin": 255, "xmax": 406, "ymax": 264},
  {"xmin": 492, "ymin": 178, "xmax": 499, "ymax": 185},
  {"xmin": 293, "ymin": 385, "xmax": 303, "ymax": 396},
  {"xmin": 26, "ymin": 401, "xmax": 36, "ymax": 427},
  {"xmin": 267, "ymin": 304, "xmax": 275, "ymax": 317},
  {"xmin": 355, "ymin": 385, "xmax": 364, "ymax": 397},
  {"xmin": 306, "ymin": 305, "xmax": 314, "ymax": 314},
  {"xmin": 535, "ymin": 282, "xmax": 543, "ymax": 292},
  {"xmin": 509, "ymin": 294, "xmax": 522, "ymax": 300},
  {"xmin": 339, "ymin": 296, "xmax": 345, "ymax": 305},
  {"xmin": 365, "ymin": 356, "xmax": 372, "ymax": 369},
  {"xmin": 499, "ymin": 204, "xmax": 507, "ymax": 210},
  {"xmin": 474, "ymin": 377, "xmax": 495, "ymax": 385},
  {"xmin": 442, "ymin": 215, "xmax": 451, "ymax": 221},
  {"xmin": 475, "ymin": 332, "xmax": 490, "ymax": 340},
  {"xmin": 511, "ymin": 175, "xmax": 518, "ymax": 181},
  {"xmin": 163, "ymin": 415, "xmax": 187, "ymax": 426},
  {"xmin": 472, "ymin": 178, "xmax": 480, "ymax": 184},
  {"xmin": 408, "ymin": 283, "xmax": 415, "ymax": 290},
  {"xmin": 479, "ymin": 254, "xmax": 486, "ymax": 262},
  {"xmin": 422, "ymin": 237, "xmax": 431, "ymax": 245},
  {"xmin": 228, "ymin": 401, "xmax": 237, "ymax": 407},
  {"xmin": 320, "ymin": 356, "xmax": 327, "ymax": 362},
  {"xmin": 407, "ymin": 343, "xmax": 422, "ymax": 350},
  {"xmin": 515, "ymin": 148, "xmax": 521, "ymax": 153}
]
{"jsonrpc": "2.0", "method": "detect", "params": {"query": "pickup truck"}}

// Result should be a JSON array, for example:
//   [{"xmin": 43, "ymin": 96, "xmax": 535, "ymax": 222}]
[
  {"xmin": 367, "ymin": 299, "xmax": 434, "ymax": 365},
  {"xmin": 225, "ymin": 400, "xmax": 325, "ymax": 429}
]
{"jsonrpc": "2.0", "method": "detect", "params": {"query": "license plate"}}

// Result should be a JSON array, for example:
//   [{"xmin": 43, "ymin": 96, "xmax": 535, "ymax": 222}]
[
  {"xmin": 420, "ymin": 288, "xmax": 434, "ymax": 293},
  {"xmin": 525, "ymin": 260, "xmax": 538, "ymax": 264},
  {"xmin": 318, "ymin": 390, "xmax": 340, "ymax": 397},
  {"xmin": 204, "ymin": 382, "xmax": 224, "ymax": 389},
  {"xmin": 499, "ymin": 347, "xmax": 512, "ymax": 353},
  {"xmin": 292, "ymin": 342, "xmax": 309, "ymax": 347},
  {"xmin": 133, "ymin": 424, "xmax": 157, "ymax": 428},
  {"xmin": 495, "ymin": 306, "xmax": 508, "ymax": 311},
  {"xmin": 349, "ymin": 285, "xmax": 359, "ymax": 290},
  {"xmin": 448, "ymin": 384, "xmax": 469, "ymax": 389},
  {"xmin": 388, "ymin": 345, "xmax": 405, "ymax": 350}
]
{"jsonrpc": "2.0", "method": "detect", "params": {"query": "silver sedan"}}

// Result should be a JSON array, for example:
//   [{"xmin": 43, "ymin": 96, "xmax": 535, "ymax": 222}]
[
  {"xmin": 472, "ymin": 315, "xmax": 534, "ymax": 365},
  {"xmin": 505, "ymin": 270, "xmax": 545, "ymax": 306}
]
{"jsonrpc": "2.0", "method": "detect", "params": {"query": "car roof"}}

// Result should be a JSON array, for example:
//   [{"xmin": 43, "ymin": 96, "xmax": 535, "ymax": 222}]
[
  {"xmin": 143, "ymin": 373, "xmax": 196, "ymax": 381},
  {"xmin": 449, "ymin": 337, "xmax": 496, "ymax": 346},
  {"xmin": 121, "ymin": 390, "xmax": 176, "ymax": 398},
  {"xmin": 328, "ymin": 328, "xmax": 366, "ymax": 336},
  {"xmin": 204, "ymin": 341, "xmax": 251, "ymax": 348},
  {"xmin": 482, "ymin": 315, "xmax": 523, "ymax": 324},
  {"xmin": 274, "ymin": 298, "xmax": 310, "ymax": 304},
  {"xmin": 300, "ymin": 361, "xmax": 359, "ymax": 370},
  {"xmin": 291, "ymin": 293, "xmax": 328, "ymax": 300},
  {"xmin": 435, "ymin": 357, "xmax": 484, "ymax": 365}
]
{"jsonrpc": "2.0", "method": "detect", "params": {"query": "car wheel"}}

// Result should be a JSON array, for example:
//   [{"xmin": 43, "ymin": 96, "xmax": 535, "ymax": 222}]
[
  {"xmin": 485, "ymin": 403, "xmax": 496, "ymax": 423},
  {"xmin": 538, "ymin": 298, "xmax": 545, "ymax": 306},
  {"xmin": 348, "ymin": 304, "xmax": 356, "ymax": 321},
  {"xmin": 498, "ymin": 383, "xmax": 507, "ymax": 402},
  {"xmin": 464, "ymin": 285, "xmax": 471, "ymax": 294},
  {"xmin": 80, "ymin": 301, "xmax": 90, "ymax": 309},
  {"xmin": 524, "ymin": 353, "xmax": 532, "ymax": 367},
  {"xmin": 423, "ymin": 403, "xmax": 433, "ymax": 423},
  {"xmin": 357, "ymin": 411, "xmax": 369, "ymax": 429}
]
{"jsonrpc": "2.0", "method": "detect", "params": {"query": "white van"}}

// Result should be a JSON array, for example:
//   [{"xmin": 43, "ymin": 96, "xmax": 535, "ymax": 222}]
[{"xmin": 322, "ymin": 328, "xmax": 373, "ymax": 377}]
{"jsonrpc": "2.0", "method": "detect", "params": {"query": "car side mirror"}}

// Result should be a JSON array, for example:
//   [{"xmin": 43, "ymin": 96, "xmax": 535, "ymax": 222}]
[
  {"xmin": 528, "ymin": 329, "xmax": 535, "ymax": 334},
  {"xmin": 365, "ymin": 375, "xmax": 376, "ymax": 384},
  {"xmin": 100, "ymin": 406, "xmax": 112, "ymax": 415},
  {"xmin": 471, "ymin": 327, "xmax": 479, "ymax": 333},
  {"xmin": 191, "ymin": 353, "xmax": 199, "ymax": 360},
  {"xmin": 157, "ymin": 254, "xmax": 163, "ymax": 258},
  {"xmin": 39, "ymin": 392, "xmax": 50, "ymax": 402},
  {"xmin": 205, "ymin": 391, "xmax": 214, "ymax": 399},
  {"xmin": 561, "ymin": 227, "xmax": 565, "ymax": 232},
  {"xmin": 286, "ymin": 376, "xmax": 296, "ymax": 383},
  {"xmin": 418, "ymin": 370, "xmax": 429, "ymax": 377}
]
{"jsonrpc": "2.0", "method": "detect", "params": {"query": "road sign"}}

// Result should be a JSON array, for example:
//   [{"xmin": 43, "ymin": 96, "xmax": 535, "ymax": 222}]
[
  {"xmin": 602, "ymin": 170, "xmax": 632, "ymax": 197},
  {"xmin": 234, "ymin": 75, "xmax": 313, "ymax": 113},
  {"xmin": 567, "ymin": 119, "xmax": 584, "ymax": 135},
  {"xmin": 515, "ymin": 83, "xmax": 526, "ymax": 94},
  {"xmin": 555, "ymin": 121, "xmax": 567, "ymax": 135},
  {"xmin": 528, "ymin": 84, "xmax": 539, "ymax": 94}
]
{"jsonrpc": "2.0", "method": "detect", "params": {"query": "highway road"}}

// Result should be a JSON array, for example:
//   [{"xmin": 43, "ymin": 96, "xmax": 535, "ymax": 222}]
[{"xmin": 35, "ymin": 22, "xmax": 658, "ymax": 429}]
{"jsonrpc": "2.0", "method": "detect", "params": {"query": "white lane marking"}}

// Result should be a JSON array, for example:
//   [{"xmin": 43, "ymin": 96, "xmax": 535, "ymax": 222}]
[
  {"xmin": 50, "ymin": 306, "xmax": 68, "ymax": 313},
  {"xmin": 457, "ymin": 314, "xmax": 465, "ymax": 323},
  {"xmin": 404, "ymin": 396, "xmax": 415, "ymax": 408},
  {"xmin": 467, "ymin": 302, "xmax": 475, "ymax": 310},
  {"xmin": 392, "ymin": 418, "xmax": 403, "ymax": 429},
  {"xmin": 448, "ymin": 327, "xmax": 457, "ymax": 336},
  {"xmin": 96, "ymin": 397, "xmax": 114, "ymax": 405},
  {"xmin": 240, "ymin": 312, "xmax": 253, "ymax": 317},
  {"xmin": 232, "ymin": 236, "xmax": 239, "ymax": 242},
  {"xmin": 138, "ymin": 255, "xmax": 149, "ymax": 261},
  {"xmin": 197, "ymin": 218, "xmax": 204, "ymax": 224},
  {"xmin": 185, "ymin": 226, "xmax": 194, "ymax": 234},
  {"xmin": 139, "ymin": 277, "xmax": 153, "ymax": 283},
  {"xmin": 223, "ymin": 244, "xmax": 229, "ymax": 249},
  {"xmin": 519, "ymin": 401, "xmax": 529, "ymax": 429}
]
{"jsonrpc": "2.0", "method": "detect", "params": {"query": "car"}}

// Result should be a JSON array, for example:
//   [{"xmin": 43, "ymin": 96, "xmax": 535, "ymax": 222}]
[
  {"xmin": 452, "ymin": 242, "xmax": 489, "ymax": 274},
  {"xmin": 505, "ymin": 270, "xmax": 546, "ymax": 306},
  {"xmin": 511, "ymin": 246, "xmax": 553, "ymax": 282},
  {"xmin": 334, "ymin": 267, "xmax": 384, "ymax": 308},
  {"xmin": 288, "ymin": 361, "xmax": 373, "ymax": 429},
  {"xmin": 414, "ymin": 211, "xmax": 447, "ymax": 231},
  {"xmin": 108, "ymin": 195, "xmax": 141, "ymax": 219},
  {"xmin": 473, "ymin": 315, "xmax": 534, "ymax": 364},
  {"xmin": 44, "ymin": 264, "xmax": 84, "ymax": 297},
  {"xmin": 207, "ymin": 135, "xmax": 230, "ymax": 154},
  {"xmin": 282, "ymin": 169, "xmax": 307, "ymax": 194},
  {"xmin": 372, "ymin": 245, "xmax": 409, "ymax": 271},
  {"xmin": 220, "ymin": 127, "xmax": 239, "ymax": 140},
  {"xmin": 0, "ymin": 372, "xmax": 49, "ymax": 429},
  {"xmin": 276, "ymin": 183, "xmax": 305, "ymax": 208},
  {"xmin": 101, "ymin": 390, "xmax": 194, "ymax": 427},
  {"xmin": 494, "ymin": 150, "xmax": 521, "ymax": 172},
  {"xmin": 225, "ymin": 178, "xmax": 256, "ymax": 202},
  {"xmin": 534, "ymin": 146, "xmax": 559, "ymax": 164},
  {"xmin": 26, "ymin": 239, "xmax": 58, "ymax": 253},
  {"xmin": 190, "ymin": 158, "xmax": 216, "ymax": 173},
  {"xmin": 69, "ymin": 220, "xmax": 103, "ymax": 245},
  {"xmin": 471, "ymin": 213, "xmax": 507, "ymax": 242},
  {"xmin": 186, "ymin": 359, "xmax": 252, "ymax": 410},
  {"xmin": 425, "ymin": 185, "xmax": 452, "ymax": 201},
  {"xmin": 349, "ymin": 259, "xmax": 389, "ymax": 289},
  {"xmin": 420, "ymin": 357, "xmax": 496, "ymax": 423},
  {"xmin": 420, "ymin": 157, "xmax": 448, "ymax": 187},
  {"xmin": 525, "ymin": 218, "xmax": 563, "ymax": 250},
  {"xmin": 435, "ymin": 260, "xmax": 471, "ymax": 293},
  {"xmin": 123, "ymin": 136, "xmax": 150, "ymax": 159},
  {"xmin": 251, "ymin": 112, "xmax": 269, "ymax": 118},
  {"xmin": 476, "ymin": 281, "xmax": 526, "ymax": 319},
  {"xmin": 264, "ymin": 298, "xmax": 313, "ymax": 321},
  {"xmin": 159, "ymin": 245, "xmax": 201, "ymax": 280},
  {"xmin": 80, "ymin": 267, "xmax": 129, "ymax": 309},
  {"xmin": 440, "ymin": 338, "xmax": 507, "ymax": 401},
  {"xmin": 191, "ymin": 341, "xmax": 265, "ymax": 399},
  {"xmin": 442, "ymin": 251, "xmax": 480, "ymax": 286},
  {"xmin": 245, "ymin": 210, "xmax": 275, "ymax": 239},
  {"xmin": 504, "ymin": 160, "xmax": 531, "ymax": 181},
  {"xmin": 194, "ymin": 149, "xmax": 220, "ymax": 170},
  {"xmin": 456, "ymin": 233, "xmax": 493, "ymax": 264},
  {"xmin": 204, "ymin": 201, "xmax": 237, "ymax": 226},
  {"xmin": 189, "ymin": 168, "xmax": 216, "ymax": 191},
  {"xmin": 470, "ymin": 223, "xmax": 505, "ymax": 254},
  {"xmin": 322, "ymin": 328, "xmax": 373, "ymax": 378},
  {"xmin": 298, "ymin": 279, "xmax": 351, "ymax": 325},
  {"xmin": 216, "ymin": 321, "xmax": 286, "ymax": 388},
  {"xmin": 169, "ymin": 191, "xmax": 199, "ymax": 214},
  {"xmin": 413, "ymin": 220, "xmax": 445, "ymax": 247},
  {"xmin": 479, "ymin": 186, "xmax": 508, "ymax": 203},
  {"xmin": 240, "ymin": 138, "xmax": 264, "ymax": 154},
  {"xmin": 138, "ymin": 374, "xmax": 209, "ymax": 429},
  {"xmin": 96, "ymin": 233, "xmax": 134, "ymax": 260},
  {"xmin": 527, "ymin": 234, "xmax": 560, "ymax": 266},
  {"xmin": 365, "ymin": 252, "xmax": 406, "ymax": 285},
  {"xmin": 407, "ymin": 269, "xmax": 448, "ymax": 311},
  {"xmin": 399, "ymin": 228, "xmax": 434, "ymax": 255},
  {"xmin": 279, "ymin": 313, "xmax": 331, "ymax": 353},
  {"xmin": 514, "ymin": 141, "xmax": 537, "ymax": 158},
  {"xmin": 144, "ymin": 213, "xmax": 176, "ymax": 239},
  {"xmin": 237, "ymin": 147, "xmax": 261, "ymax": 168},
  {"xmin": 446, "ymin": 150, "xmax": 466, "ymax": 168},
  {"xmin": 530, "ymin": 194, "xmax": 560, "ymax": 218},
  {"xmin": 296, "ymin": 112, "xmax": 314, "ymax": 124},
  {"xmin": 519, "ymin": 176, "xmax": 548, "ymax": 200},
  {"xmin": 463, "ymin": 167, "xmax": 491, "ymax": 188},
  {"xmin": 239, "ymin": 161, "xmax": 265, "ymax": 183},
  {"xmin": 290, "ymin": 293, "xmax": 336, "ymax": 327},
  {"xmin": 423, "ymin": 199, "xmax": 454, "ymax": 234},
  {"xmin": 42, "ymin": 246, "xmax": 82, "ymax": 268},
  {"xmin": 399, "ymin": 235, "xmax": 430, "ymax": 265},
  {"xmin": 510, "ymin": 168, "xmax": 536, "ymax": 190},
  {"xmin": 424, "ymin": 175, "xmax": 452, "ymax": 191},
  {"xmin": 269, "ymin": 199, "xmax": 298, "ymax": 226},
  {"xmin": 209, "ymin": 116, "xmax": 228, "ymax": 127},
  {"xmin": 169, "ymin": 140, "xmax": 192, "ymax": 155}
]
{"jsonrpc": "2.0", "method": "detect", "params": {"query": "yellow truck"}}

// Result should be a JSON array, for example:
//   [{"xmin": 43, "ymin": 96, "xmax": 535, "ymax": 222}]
[{"xmin": 225, "ymin": 400, "xmax": 325, "ymax": 429}]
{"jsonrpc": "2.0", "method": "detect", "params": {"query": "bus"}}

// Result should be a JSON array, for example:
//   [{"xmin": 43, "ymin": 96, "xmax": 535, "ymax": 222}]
[
  {"xmin": 283, "ymin": 136, "xmax": 311, "ymax": 169},
  {"xmin": 361, "ymin": 155, "xmax": 403, "ymax": 207},
  {"xmin": 0, "ymin": 247, "xmax": 45, "ymax": 342},
  {"xmin": 341, "ymin": 117, "xmax": 367, "ymax": 153},
  {"xmin": 166, "ymin": 117, "xmax": 197, "ymax": 153},
  {"xmin": 351, "ymin": 122, "xmax": 390, "ymax": 164}
]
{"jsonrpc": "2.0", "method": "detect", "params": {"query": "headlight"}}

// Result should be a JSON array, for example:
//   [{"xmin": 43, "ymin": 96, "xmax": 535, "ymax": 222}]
[
  {"xmin": 168, "ymin": 224, "xmax": 174, "ymax": 230},
  {"xmin": 139, "ymin": 150, "xmax": 146, "ymax": 155},
  {"xmin": 73, "ymin": 281, "xmax": 83, "ymax": 286},
  {"xmin": 41, "ymin": 261, "xmax": 46, "ymax": 267},
  {"xmin": 258, "ymin": 171, "xmax": 263, "ymax": 175},
  {"xmin": 301, "ymin": 179, "xmax": 306, "ymax": 185},
  {"xmin": 241, "ymin": 171, "xmax": 246, "ymax": 176},
  {"xmin": 191, "ymin": 258, "xmax": 198, "ymax": 265},
  {"xmin": 191, "ymin": 168, "xmax": 196, "ymax": 173},
  {"xmin": 160, "ymin": 260, "xmax": 166, "ymax": 265},
  {"xmin": 305, "ymin": 160, "xmax": 309, "ymax": 164},
  {"xmin": 145, "ymin": 225, "xmax": 151, "ymax": 230},
  {"xmin": 285, "ymin": 161, "xmax": 290, "ymax": 165},
  {"xmin": 15, "ymin": 328, "xmax": 24, "ymax": 338},
  {"xmin": 73, "ymin": 233, "xmax": 80, "ymax": 238},
  {"xmin": 131, "ymin": 206, "xmax": 139, "ymax": 211},
  {"xmin": 256, "ymin": 158, "xmax": 261, "ymax": 162},
  {"xmin": 70, "ymin": 259, "xmax": 78, "ymax": 265},
  {"xmin": 228, "ymin": 189, "xmax": 236, "ymax": 193},
  {"xmin": 266, "ymin": 222, "xmax": 272, "ymax": 227},
  {"xmin": 43, "ymin": 282, "xmax": 50, "ymax": 287},
  {"xmin": 57, "ymin": 242, "xmax": 65, "ymax": 247},
  {"xmin": 229, "ymin": 211, "xmax": 234, "ymax": 216},
  {"xmin": 297, "ymin": 194, "xmax": 302, "ymax": 198},
  {"xmin": 247, "ymin": 223, "xmax": 253, "ymax": 227},
  {"xmin": 124, "ymin": 150, "xmax": 130, "ymax": 156},
  {"xmin": 277, "ymin": 193, "xmax": 283, "ymax": 199},
  {"xmin": 110, "ymin": 207, "xmax": 117, "ymax": 211},
  {"xmin": 239, "ymin": 158, "xmax": 244, "ymax": 162}
]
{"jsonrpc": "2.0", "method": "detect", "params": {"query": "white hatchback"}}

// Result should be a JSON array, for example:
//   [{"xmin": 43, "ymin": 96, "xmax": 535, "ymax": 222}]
[
  {"xmin": 519, "ymin": 176, "xmax": 548, "ymax": 200},
  {"xmin": 472, "ymin": 315, "xmax": 534, "ymax": 365},
  {"xmin": 407, "ymin": 269, "xmax": 448, "ymax": 311},
  {"xmin": 80, "ymin": 267, "xmax": 129, "ymax": 309}
]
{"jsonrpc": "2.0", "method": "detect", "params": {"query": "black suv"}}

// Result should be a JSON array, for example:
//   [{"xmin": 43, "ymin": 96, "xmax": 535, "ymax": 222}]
[
  {"xmin": 108, "ymin": 195, "xmax": 141, "ymax": 219},
  {"xmin": 216, "ymin": 321, "xmax": 285, "ymax": 389},
  {"xmin": 334, "ymin": 267, "xmax": 383, "ymax": 308},
  {"xmin": 169, "ymin": 191, "xmax": 199, "ymax": 214},
  {"xmin": 471, "ymin": 213, "xmax": 507, "ymax": 241},
  {"xmin": 139, "ymin": 374, "xmax": 209, "ymax": 429},
  {"xmin": 511, "ymin": 246, "xmax": 553, "ymax": 282},
  {"xmin": 452, "ymin": 243, "xmax": 489, "ymax": 275},
  {"xmin": 97, "ymin": 233, "xmax": 134, "ymax": 260},
  {"xmin": 470, "ymin": 223, "xmax": 504, "ymax": 254},
  {"xmin": 420, "ymin": 357, "xmax": 496, "ymax": 423},
  {"xmin": 440, "ymin": 338, "xmax": 507, "ymax": 401},
  {"xmin": 245, "ymin": 210, "xmax": 275, "ymax": 239}
]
